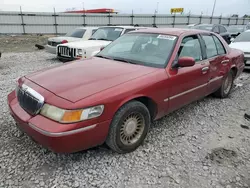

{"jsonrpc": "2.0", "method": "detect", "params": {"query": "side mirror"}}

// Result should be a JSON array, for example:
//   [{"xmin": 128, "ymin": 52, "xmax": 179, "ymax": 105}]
[
  {"xmin": 178, "ymin": 57, "xmax": 195, "ymax": 67},
  {"xmin": 230, "ymin": 38, "xmax": 235, "ymax": 42}
]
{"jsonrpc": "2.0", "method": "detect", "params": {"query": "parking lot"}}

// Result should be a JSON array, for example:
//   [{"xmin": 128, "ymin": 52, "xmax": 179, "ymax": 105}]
[{"xmin": 0, "ymin": 39, "xmax": 250, "ymax": 188}]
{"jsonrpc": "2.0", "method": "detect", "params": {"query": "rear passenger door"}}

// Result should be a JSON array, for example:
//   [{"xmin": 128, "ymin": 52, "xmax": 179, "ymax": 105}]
[{"xmin": 200, "ymin": 34, "xmax": 229, "ymax": 93}]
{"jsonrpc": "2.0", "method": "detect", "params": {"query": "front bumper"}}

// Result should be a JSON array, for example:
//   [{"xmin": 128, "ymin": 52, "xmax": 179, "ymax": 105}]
[
  {"xmin": 7, "ymin": 91, "xmax": 111, "ymax": 153},
  {"xmin": 45, "ymin": 45, "xmax": 57, "ymax": 54},
  {"xmin": 57, "ymin": 55, "xmax": 79, "ymax": 62}
]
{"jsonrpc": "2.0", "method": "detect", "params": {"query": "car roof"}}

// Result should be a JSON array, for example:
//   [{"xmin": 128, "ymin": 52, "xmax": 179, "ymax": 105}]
[
  {"xmin": 131, "ymin": 28, "xmax": 211, "ymax": 36},
  {"xmin": 98, "ymin": 25, "xmax": 147, "ymax": 29},
  {"xmin": 196, "ymin": 24, "xmax": 213, "ymax": 26},
  {"xmin": 75, "ymin": 27, "xmax": 98, "ymax": 29},
  {"xmin": 228, "ymin": 25, "xmax": 244, "ymax": 27}
]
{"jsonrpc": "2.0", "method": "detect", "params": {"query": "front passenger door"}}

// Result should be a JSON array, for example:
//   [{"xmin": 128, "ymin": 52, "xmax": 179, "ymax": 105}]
[{"xmin": 167, "ymin": 35, "xmax": 210, "ymax": 113}]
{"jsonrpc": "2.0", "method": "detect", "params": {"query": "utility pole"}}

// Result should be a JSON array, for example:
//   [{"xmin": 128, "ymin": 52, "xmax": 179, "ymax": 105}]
[
  {"xmin": 154, "ymin": 2, "xmax": 159, "ymax": 14},
  {"xmin": 211, "ymin": 0, "xmax": 217, "ymax": 17}
]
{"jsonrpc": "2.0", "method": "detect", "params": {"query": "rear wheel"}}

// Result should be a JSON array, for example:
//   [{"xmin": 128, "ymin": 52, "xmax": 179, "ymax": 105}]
[
  {"xmin": 106, "ymin": 101, "xmax": 150, "ymax": 153},
  {"xmin": 213, "ymin": 70, "xmax": 234, "ymax": 98}
]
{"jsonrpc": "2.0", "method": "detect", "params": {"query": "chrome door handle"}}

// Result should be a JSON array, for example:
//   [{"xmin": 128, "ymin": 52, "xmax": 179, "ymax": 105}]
[
  {"xmin": 202, "ymin": 67, "xmax": 209, "ymax": 72},
  {"xmin": 221, "ymin": 59, "xmax": 229, "ymax": 64}
]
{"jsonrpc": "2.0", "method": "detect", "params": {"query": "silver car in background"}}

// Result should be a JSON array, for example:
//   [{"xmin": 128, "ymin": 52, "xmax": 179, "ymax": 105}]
[{"xmin": 45, "ymin": 27, "xmax": 98, "ymax": 54}]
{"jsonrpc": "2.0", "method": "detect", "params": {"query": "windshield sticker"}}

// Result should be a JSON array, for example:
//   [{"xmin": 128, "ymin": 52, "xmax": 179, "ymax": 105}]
[
  {"xmin": 115, "ymin": 28, "xmax": 123, "ymax": 32},
  {"xmin": 157, "ymin": 35, "xmax": 176, "ymax": 40}
]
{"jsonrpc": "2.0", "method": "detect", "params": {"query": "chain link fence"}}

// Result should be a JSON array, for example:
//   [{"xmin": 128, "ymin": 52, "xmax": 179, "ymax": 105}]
[{"xmin": 0, "ymin": 10, "xmax": 249, "ymax": 34}]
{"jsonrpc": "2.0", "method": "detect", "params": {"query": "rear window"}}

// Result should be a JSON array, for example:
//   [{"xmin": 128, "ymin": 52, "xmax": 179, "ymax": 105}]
[{"xmin": 65, "ymin": 29, "xmax": 86, "ymax": 38}]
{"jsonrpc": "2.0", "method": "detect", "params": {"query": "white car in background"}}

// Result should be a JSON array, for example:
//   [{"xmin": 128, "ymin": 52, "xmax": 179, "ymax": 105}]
[
  {"xmin": 187, "ymin": 23, "xmax": 198, "ymax": 28},
  {"xmin": 56, "ymin": 26, "xmax": 147, "ymax": 62},
  {"xmin": 229, "ymin": 30, "xmax": 250, "ymax": 69},
  {"xmin": 45, "ymin": 27, "xmax": 98, "ymax": 54}
]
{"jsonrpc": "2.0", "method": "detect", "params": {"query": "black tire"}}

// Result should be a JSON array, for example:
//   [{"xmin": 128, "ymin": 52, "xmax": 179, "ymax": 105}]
[
  {"xmin": 213, "ymin": 70, "xmax": 234, "ymax": 98},
  {"xmin": 106, "ymin": 101, "xmax": 151, "ymax": 153}
]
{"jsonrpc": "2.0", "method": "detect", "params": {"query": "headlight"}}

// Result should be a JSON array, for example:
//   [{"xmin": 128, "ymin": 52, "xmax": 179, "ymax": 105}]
[
  {"xmin": 40, "ymin": 104, "xmax": 104, "ymax": 123},
  {"xmin": 77, "ymin": 49, "xmax": 83, "ymax": 56}
]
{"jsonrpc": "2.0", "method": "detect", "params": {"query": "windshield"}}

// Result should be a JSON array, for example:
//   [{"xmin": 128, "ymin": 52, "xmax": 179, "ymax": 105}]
[
  {"xmin": 89, "ymin": 27, "xmax": 123, "ymax": 41},
  {"xmin": 65, "ymin": 29, "xmax": 86, "ymax": 38},
  {"xmin": 227, "ymin": 25, "xmax": 244, "ymax": 33},
  {"xmin": 97, "ymin": 33, "xmax": 177, "ymax": 68},
  {"xmin": 193, "ymin": 25, "xmax": 213, "ymax": 31},
  {"xmin": 234, "ymin": 32, "xmax": 250, "ymax": 42}
]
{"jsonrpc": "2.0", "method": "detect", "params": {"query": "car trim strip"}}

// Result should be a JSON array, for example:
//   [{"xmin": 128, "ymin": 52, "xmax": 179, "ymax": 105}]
[
  {"xmin": 28, "ymin": 123, "xmax": 97, "ymax": 137},
  {"xmin": 209, "ymin": 76, "xmax": 223, "ymax": 83},
  {"xmin": 164, "ymin": 98, "xmax": 169, "ymax": 102},
  {"xmin": 169, "ymin": 83, "xmax": 207, "ymax": 100},
  {"xmin": 164, "ymin": 76, "xmax": 224, "ymax": 102}
]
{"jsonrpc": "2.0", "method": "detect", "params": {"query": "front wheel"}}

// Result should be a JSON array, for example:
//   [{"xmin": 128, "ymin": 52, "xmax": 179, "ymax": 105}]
[
  {"xmin": 106, "ymin": 101, "xmax": 150, "ymax": 154},
  {"xmin": 213, "ymin": 70, "xmax": 234, "ymax": 98}
]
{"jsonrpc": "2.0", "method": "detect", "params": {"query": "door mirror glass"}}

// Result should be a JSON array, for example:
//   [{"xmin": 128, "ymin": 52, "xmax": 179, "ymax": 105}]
[
  {"xmin": 230, "ymin": 38, "xmax": 235, "ymax": 42},
  {"xmin": 178, "ymin": 57, "xmax": 195, "ymax": 67}
]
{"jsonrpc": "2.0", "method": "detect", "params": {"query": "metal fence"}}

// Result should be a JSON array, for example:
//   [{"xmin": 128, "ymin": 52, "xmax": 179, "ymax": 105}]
[{"xmin": 0, "ymin": 11, "xmax": 249, "ymax": 34}]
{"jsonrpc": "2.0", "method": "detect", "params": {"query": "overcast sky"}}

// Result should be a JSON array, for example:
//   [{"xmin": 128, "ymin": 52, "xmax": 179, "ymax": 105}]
[{"xmin": 1, "ymin": 0, "xmax": 250, "ymax": 16}]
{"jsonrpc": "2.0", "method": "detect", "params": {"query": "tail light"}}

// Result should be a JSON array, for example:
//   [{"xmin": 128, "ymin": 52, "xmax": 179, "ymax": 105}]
[{"xmin": 61, "ymin": 40, "xmax": 68, "ymax": 44}]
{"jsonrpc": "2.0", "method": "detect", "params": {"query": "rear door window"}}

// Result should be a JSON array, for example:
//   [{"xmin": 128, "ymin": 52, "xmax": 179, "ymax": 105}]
[
  {"xmin": 201, "ymin": 35, "xmax": 218, "ymax": 58},
  {"xmin": 212, "ymin": 35, "xmax": 226, "ymax": 55},
  {"xmin": 219, "ymin": 26, "xmax": 227, "ymax": 33},
  {"xmin": 213, "ymin": 26, "xmax": 219, "ymax": 33}
]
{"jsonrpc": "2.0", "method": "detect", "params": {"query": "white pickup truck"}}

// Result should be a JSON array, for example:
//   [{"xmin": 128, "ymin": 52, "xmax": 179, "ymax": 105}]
[{"xmin": 56, "ymin": 26, "xmax": 146, "ymax": 62}]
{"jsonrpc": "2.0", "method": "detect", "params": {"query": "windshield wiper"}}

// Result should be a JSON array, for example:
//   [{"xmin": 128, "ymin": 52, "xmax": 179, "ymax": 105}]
[
  {"xmin": 96, "ymin": 38, "xmax": 110, "ymax": 41},
  {"xmin": 113, "ymin": 58, "xmax": 137, "ymax": 64},
  {"xmin": 88, "ymin": 38, "xmax": 97, "ymax": 40},
  {"xmin": 95, "ymin": 55, "xmax": 112, "ymax": 60}
]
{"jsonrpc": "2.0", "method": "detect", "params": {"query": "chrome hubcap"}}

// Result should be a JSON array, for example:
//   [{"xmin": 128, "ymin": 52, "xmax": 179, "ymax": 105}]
[
  {"xmin": 224, "ymin": 74, "xmax": 233, "ymax": 94},
  {"xmin": 120, "ymin": 113, "xmax": 145, "ymax": 145}
]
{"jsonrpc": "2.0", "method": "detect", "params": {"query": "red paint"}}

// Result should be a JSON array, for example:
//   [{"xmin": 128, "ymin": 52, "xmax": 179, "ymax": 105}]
[
  {"xmin": 65, "ymin": 8, "xmax": 117, "ymax": 14},
  {"xmin": 61, "ymin": 40, "xmax": 68, "ymax": 44},
  {"xmin": 8, "ymin": 29, "xmax": 244, "ymax": 153}
]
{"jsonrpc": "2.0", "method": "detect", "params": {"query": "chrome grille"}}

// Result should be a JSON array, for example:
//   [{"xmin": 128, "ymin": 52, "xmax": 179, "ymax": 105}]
[
  {"xmin": 17, "ymin": 85, "xmax": 44, "ymax": 115},
  {"xmin": 57, "ymin": 46, "xmax": 77, "ymax": 58}
]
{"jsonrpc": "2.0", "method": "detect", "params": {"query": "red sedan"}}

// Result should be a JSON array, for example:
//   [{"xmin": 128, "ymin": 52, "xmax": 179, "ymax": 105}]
[{"xmin": 8, "ymin": 28, "xmax": 245, "ymax": 153}]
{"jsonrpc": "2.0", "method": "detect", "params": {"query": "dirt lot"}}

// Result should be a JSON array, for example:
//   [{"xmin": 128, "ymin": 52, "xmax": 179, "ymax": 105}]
[
  {"xmin": 0, "ymin": 40, "xmax": 250, "ymax": 188},
  {"xmin": 0, "ymin": 34, "xmax": 55, "ymax": 53}
]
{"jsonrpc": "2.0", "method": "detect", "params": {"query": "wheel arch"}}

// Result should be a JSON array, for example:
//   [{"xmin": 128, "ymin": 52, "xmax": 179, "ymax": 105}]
[
  {"xmin": 230, "ymin": 66, "xmax": 238, "ymax": 79},
  {"xmin": 115, "ymin": 95, "xmax": 158, "ymax": 121}
]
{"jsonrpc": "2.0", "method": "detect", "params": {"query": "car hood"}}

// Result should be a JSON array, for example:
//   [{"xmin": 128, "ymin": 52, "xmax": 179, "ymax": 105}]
[
  {"xmin": 59, "ymin": 40, "xmax": 111, "ymax": 48},
  {"xmin": 25, "ymin": 58, "xmax": 158, "ymax": 103},
  {"xmin": 48, "ymin": 36, "xmax": 82, "ymax": 43},
  {"xmin": 229, "ymin": 42, "xmax": 250, "ymax": 52}
]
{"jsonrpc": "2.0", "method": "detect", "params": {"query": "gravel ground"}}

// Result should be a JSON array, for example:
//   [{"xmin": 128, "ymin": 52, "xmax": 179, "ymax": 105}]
[
  {"xmin": 0, "ymin": 35, "xmax": 54, "ymax": 53},
  {"xmin": 0, "ymin": 51, "xmax": 250, "ymax": 188}
]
